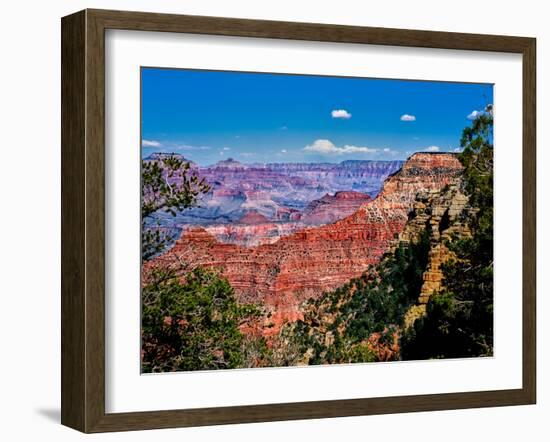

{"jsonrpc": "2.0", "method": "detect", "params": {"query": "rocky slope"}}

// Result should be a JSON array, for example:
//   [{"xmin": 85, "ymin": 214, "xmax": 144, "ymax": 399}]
[{"xmin": 146, "ymin": 153, "xmax": 463, "ymax": 336}]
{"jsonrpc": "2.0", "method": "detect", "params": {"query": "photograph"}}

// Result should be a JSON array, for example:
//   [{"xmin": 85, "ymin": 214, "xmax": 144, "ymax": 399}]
[
  {"xmin": 1, "ymin": 0, "xmax": 543, "ymax": 438},
  {"xmin": 140, "ymin": 68, "xmax": 494, "ymax": 373}
]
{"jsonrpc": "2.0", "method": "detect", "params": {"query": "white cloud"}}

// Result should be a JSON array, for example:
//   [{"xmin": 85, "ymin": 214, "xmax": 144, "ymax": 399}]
[
  {"xmin": 424, "ymin": 145, "xmax": 441, "ymax": 152},
  {"xmin": 382, "ymin": 147, "xmax": 400, "ymax": 157},
  {"xmin": 222, "ymin": 147, "xmax": 231, "ymax": 151},
  {"xmin": 453, "ymin": 147, "xmax": 463, "ymax": 153},
  {"xmin": 400, "ymin": 114, "xmax": 416, "ymax": 122},
  {"xmin": 280, "ymin": 126, "xmax": 288, "ymax": 130},
  {"xmin": 142, "ymin": 139, "xmax": 161, "ymax": 147},
  {"xmin": 331, "ymin": 109, "xmax": 352, "ymax": 119},
  {"xmin": 304, "ymin": 139, "xmax": 378, "ymax": 155},
  {"xmin": 467, "ymin": 110, "xmax": 483, "ymax": 120},
  {"xmin": 281, "ymin": 149, "xmax": 287, "ymax": 153}
]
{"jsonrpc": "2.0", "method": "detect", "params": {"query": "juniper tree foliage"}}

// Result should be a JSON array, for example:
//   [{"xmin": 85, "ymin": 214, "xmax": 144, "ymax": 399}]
[
  {"xmin": 402, "ymin": 105, "xmax": 494, "ymax": 359},
  {"xmin": 142, "ymin": 267, "xmax": 268, "ymax": 372},
  {"xmin": 141, "ymin": 155, "xmax": 211, "ymax": 260},
  {"xmin": 140, "ymin": 156, "xmax": 271, "ymax": 372}
]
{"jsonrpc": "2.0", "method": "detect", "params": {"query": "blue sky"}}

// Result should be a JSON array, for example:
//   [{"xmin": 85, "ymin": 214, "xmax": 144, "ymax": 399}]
[{"xmin": 141, "ymin": 67, "xmax": 493, "ymax": 165}]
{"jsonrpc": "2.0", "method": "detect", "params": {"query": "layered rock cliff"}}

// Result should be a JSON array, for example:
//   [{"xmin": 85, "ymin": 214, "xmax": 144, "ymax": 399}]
[
  {"xmin": 401, "ymin": 182, "xmax": 475, "ymax": 327},
  {"xmin": 145, "ymin": 153, "xmax": 463, "ymax": 336}
]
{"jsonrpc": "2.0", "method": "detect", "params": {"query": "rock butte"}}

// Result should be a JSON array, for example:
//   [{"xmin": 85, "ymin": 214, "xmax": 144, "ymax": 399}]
[
  {"xmin": 301, "ymin": 191, "xmax": 372, "ymax": 225},
  {"xmin": 146, "ymin": 153, "xmax": 464, "ymax": 336}
]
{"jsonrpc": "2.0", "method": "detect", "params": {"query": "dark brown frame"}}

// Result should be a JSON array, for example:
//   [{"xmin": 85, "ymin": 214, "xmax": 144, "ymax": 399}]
[{"xmin": 61, "ymin": 8, "xmax": 536, "ymax": 433}]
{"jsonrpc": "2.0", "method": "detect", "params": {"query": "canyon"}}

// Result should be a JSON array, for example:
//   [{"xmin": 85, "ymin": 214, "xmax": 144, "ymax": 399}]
[
  {"xmin": 145, "ymin": 153, "xmax": 464, "ymax": 336},
  {"xmin": 144, "ymin": 155, "xmax": 402, "ymax": 246}
]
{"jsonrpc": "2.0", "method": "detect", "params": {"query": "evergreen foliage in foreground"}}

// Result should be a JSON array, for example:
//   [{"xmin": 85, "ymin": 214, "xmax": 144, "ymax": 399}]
[
  {"xmin": 141, "ymin": 155, "xmax": 211, "ymax": 261},
  {"xmin": 141, "ymin": 267, "xmax": 269, "ymax": 372}
]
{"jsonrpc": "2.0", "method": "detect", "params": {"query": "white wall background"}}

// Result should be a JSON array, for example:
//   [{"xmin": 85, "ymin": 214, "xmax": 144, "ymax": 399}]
[{"xmin": 0, "ymin": 0, "xmax": 546, "ymax": 440}]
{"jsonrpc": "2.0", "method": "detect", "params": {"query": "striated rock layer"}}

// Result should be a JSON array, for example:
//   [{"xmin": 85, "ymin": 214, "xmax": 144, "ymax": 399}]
[
  {"xmin": 401, "ymin": 182, "xmax": 475, "ymax": 328},
  {"xmin": 146, "ymin": 153, "xmax": 463, "ymax": 335},
  {"xmin": 301, "ymin": 191, "xmax": 372, "ymax": 225}
]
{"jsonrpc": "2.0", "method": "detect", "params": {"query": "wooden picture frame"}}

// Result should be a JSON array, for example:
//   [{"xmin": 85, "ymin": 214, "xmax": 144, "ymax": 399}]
[{"xmin": 61, "ymin": 8, "xmax": 536, "ymax": 433}]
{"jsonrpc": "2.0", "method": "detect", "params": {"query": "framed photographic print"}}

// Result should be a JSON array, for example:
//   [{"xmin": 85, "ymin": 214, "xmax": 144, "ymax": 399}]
[{"xmin": 61, "ymin": 9, "xmax": 536, "ymax": 433}]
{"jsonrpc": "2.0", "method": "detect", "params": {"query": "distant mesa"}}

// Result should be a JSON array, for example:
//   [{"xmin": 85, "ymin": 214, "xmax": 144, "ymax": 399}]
[
  {"xmin": 332, "ymin": 191, "xmax": 372, "ymax": 200},
  {"xmin": 213, "ymin": 158, "xmax": 247, "ymax": 169},
  {"xmin": 339, "ymin": 160, "xmax": 390, "ymax": 167},
  {"xmin": 403, "ymin": 152, "xmax": 460, "ymax": 171}
]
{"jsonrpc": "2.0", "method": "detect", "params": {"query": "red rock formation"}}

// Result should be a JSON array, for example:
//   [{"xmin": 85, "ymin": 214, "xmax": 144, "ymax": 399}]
[
  {"xmin": 146, "ymin": 153, "xmax": 463, "ymax": 337},
  {"xmin": 202, "ymin": 192, "xmax": 372, "ymax": 247},
  {"xmin": 302, "ymin": 191, "xmax": 371, "ymax": 225}
]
